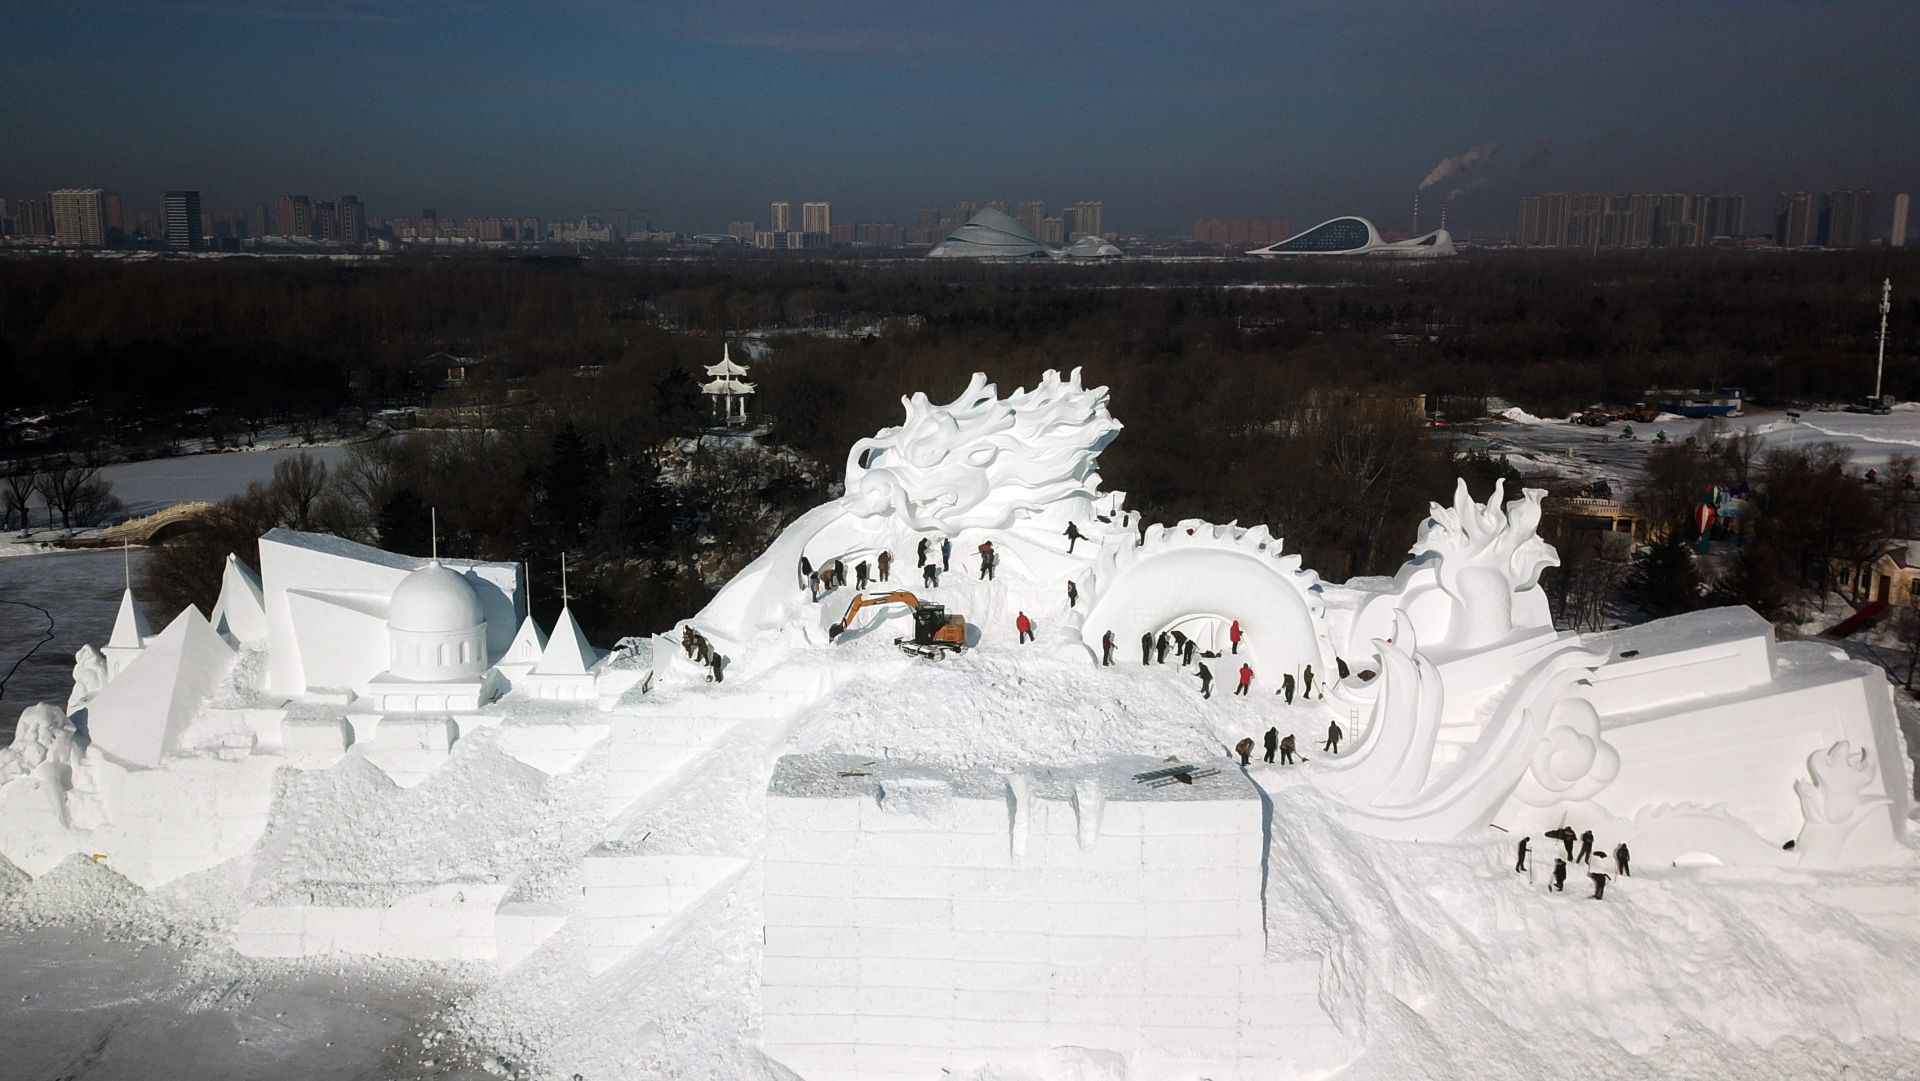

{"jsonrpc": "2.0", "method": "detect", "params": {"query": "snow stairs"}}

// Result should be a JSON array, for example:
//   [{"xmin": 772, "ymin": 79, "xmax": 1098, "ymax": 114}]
[{"xmin": 569, "ymin": 664, "xmax": 852, "ymax": 977}]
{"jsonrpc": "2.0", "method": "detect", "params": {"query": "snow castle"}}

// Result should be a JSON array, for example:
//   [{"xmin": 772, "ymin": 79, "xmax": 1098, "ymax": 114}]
[{"xmin": 1, "ymin": 368, "xmax": 1915, "ymax": 1079}]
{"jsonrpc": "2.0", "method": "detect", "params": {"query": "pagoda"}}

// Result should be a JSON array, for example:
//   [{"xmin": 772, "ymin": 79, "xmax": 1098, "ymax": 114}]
[{"xmin": 702, "ymin": 342, "xmax": 756, "ymax": 425}]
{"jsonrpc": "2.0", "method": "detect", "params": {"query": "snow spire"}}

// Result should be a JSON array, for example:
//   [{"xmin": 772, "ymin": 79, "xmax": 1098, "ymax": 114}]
[
  {"xmin": 533, "ymin": 602, "xmax": 598, "ymax": 675},
  {"xmin": 431, "ymin": 507, "xmax": 439, "ymax": 562},
  {"xmin": 108, "ymin": 583, "xmax": 152, "ymax": 649}
]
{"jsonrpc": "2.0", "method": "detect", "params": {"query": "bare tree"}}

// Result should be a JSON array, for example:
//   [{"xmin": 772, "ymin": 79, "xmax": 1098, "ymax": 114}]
[
  {"xmin": 2, "ymin": 468, "xmax": 37, "ymax": 534},
  {"xmin": 266, "ymin": 453, "xmax": 331, "ymax": 531},
  {"xmin": 35, "ymin": 459, "xmax": 118, "ymax": 531}
]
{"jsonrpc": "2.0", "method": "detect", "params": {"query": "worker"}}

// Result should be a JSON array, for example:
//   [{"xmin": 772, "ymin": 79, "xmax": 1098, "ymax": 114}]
[
  {"xmin": 1337, "ymin": 656, "xmax": 1350, "ymax": 679},
  {"xmin": 1552, "ymin": 858, "xmax": 1567, "ymax": 893},
  {"xmin": 1141, "ymin": 631, "xmax": 1153, "ymax": 665},
  {"xmin": 1235, "ymin": 663, "xmax": 1253, "ymax": 696},
  {"xmin": 1182, "ymin": 637, "xmax": 1197, "ymax": 667},
  {"xmin": 1064, "ymin": 521, "xmax": 1083, "ymax": 553},
  {"xmin": 941, "ymin": 537, "xmax": 952, "ymax": 571},
  {"xmin": 1281, "ymin": 672, "xmax": 1296, "ymax": 704},
  {"xmin": 921, "ymin": 563, "xmax": 938, "ymax": 588},
  {"xmin": 877, "ymin": 551, "xmax": 891, "ymax": 582},
  {"xmin": 1016, "ymin": 611, "xmax": 1034, "ymax": 644},
  {"xmin": 1614, "ymin": 842, "xmax": 1631, "ymax": 877},
  {"xmin": 798, "ymin": 556, "xmax": 813, "ymax": 590},
  {"xmin": 1235, "ymin": 736, "xmax": 1254, "ymax": 766},
  {"xmin": 1263, "ymin": 727, "xmax": 1278, "ymax": 763},
  {"xmin": 707, "ymin": 649, "xmax": 724, "ymax": 684},
  {"xmin": 1589, "ymin": 869, "xmax": 1612, "ymax": 900},
  {"xmin": 917, "ymin": 537, "xmax": 931, "ymax": 567},
  {"xmin": 1230, "ymin": 619, "xmax": 1242, "ymax": 654},
  {"xmin": 680, "ymin": 626, "xmax": 697, "ymax": 659},
  {"xmin": 809, "ymin": 571, "xmax": 822, "ymax": 602},
  {"xmin": 1155, "ymin": 631, "xmax": 1171, "ymax": 664},
  {"xmin": 832, "ymin": 559, "xmax": 846, "ymax": 590},
  {"xmin": 1198, "ymin": 662, "xmax": 1214, "ymax": 698},
  {"xmin": 978, "ymin": 541, "xmax": 996, "ymax": 581},
  {"xmin": 1515, "ymin": 836, "xmax": 1530, "ymax": 873},
  {"xmin": 1101, "ymin": 630, "xmax": 1115, "ymax": 666},
  {"xmin": 1302, "ymin": 664, "xmax": 1316, "ymax": 700},
  {"xmin": 1323, "ymin": 720, "xmax": 1343, "ymax": 754},
  {"xmin": 1546, "ymin": 826, "xmax": 1577, "ymax": 861},
  {"xmin": 856, "ymin": 560, "xmax": 871, "ymax": 591},
  {"xmin": 1170, "ymin": 629, "xmax": 1188, "ymax": 658},
  {"xmin": 1067, "ymin": 581, "xmax": 1079, "ymax": 608},
  {"xmin": 1279, "ymin": 733, "xmax": 1297, "ymax": 765},
  {"xmin": 1577, "ymin": 829, "xmax": 1595, "ymax": 865}
]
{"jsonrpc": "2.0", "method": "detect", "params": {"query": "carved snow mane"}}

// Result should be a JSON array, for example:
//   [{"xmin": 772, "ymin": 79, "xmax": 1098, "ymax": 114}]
[
  {"xmin": 844, "ymin": 368, "xmax": 1121, "ymax": 533},
  {"xmin": 1408, "ymin": 478, "xmax": 1558, "ymax": 648}
]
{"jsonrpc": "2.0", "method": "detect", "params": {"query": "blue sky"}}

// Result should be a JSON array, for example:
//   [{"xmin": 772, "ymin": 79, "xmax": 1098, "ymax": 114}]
[{"xmin": 5, "ymin": 0, "xmax": 1918, "ymax": 234}]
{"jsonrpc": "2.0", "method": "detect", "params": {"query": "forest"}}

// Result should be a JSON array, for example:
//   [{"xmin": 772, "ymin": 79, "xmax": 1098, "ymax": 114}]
[{"xmin": 3, "ymin": 248, "xmax": 1916, "ymax": 639}]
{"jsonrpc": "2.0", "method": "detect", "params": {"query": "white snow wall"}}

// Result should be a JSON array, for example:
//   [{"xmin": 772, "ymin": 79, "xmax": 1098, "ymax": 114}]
[{"xmin": 761, "ymin": 755, "xmax": 1347, "ymax": 1080}]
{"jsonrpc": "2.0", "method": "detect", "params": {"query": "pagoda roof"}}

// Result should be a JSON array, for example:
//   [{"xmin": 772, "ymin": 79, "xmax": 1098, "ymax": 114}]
[
  {"xmin": 702, "ymin": 377, "xmax": 756, "ymax": 395},
  {"xmin": 704, "ymin": 343, "xmax": 751, "ymax": 378}
]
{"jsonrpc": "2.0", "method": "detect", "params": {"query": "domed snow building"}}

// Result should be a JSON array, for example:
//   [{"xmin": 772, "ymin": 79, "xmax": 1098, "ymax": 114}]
[
  {"xmin": 362, "ymin": 560, "xmax": 501, "ymax": 711},
  {"xmin": 1249, "ymin": 215, "xmax": 1455, "ymax": 257}
]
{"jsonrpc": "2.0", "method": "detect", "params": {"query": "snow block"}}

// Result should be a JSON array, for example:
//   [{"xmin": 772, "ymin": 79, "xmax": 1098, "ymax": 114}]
[
  {"xmin": 80, "ymin": 606, "xmax": 236, "ymax": 770},
  {"xmin": 762, "ymin": 753, "xmax": 1339, "ymax": 1079}
]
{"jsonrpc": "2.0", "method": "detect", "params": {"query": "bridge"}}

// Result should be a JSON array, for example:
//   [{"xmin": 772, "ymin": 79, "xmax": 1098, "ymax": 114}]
[{"xmin": 60, "ymin": 501, "xmax": 218, "ymax": 548}]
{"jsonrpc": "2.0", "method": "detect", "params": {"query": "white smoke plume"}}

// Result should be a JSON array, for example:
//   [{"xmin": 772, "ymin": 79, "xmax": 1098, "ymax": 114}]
[
  {"xmin": 1446, "ymin": 176, "xmax": 1489, "ymax": 202},
  {"xmin": 1419, "ymin": 145, "xmax": 1495, "ymax": 191}
]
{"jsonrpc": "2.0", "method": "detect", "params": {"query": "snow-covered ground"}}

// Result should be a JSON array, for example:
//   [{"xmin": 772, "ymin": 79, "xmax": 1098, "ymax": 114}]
[{"xmin": 1485, "ymin": 404, "xmax": 1920, "ymax": 497}]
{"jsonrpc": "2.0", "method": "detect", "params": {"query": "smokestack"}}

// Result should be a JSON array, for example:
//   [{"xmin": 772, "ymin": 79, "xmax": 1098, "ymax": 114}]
[
  {"xmin": 1440, "ymin": 201, "xmax": 1448, "ymax": 232},
  {"xmin": 1412, "ymin": 193, "xmax": 1420, "ymax": 235}
]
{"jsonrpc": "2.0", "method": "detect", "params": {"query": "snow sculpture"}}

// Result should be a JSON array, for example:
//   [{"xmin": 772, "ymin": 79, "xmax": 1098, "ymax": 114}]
[
  {"xmin": 1406, "ymin": 478, "xmax": 1558, "ymax": 649},
  {"xmin": 0, "ymin": 703, "xmax": 81, "ymax": 786},
  {"xmin": 101, "ymin": 584, "xmax": 152, "ymax": 678},
  {"xmin": 79, "ymin": 605, "xmax": 236, "ymax": 769},
  {"xmin": 210, "ymin": 552, "xmax": 268, "ymax": 643},
  {"xmin": 1078, "ymin": 517, "xmax": 1336, "ymax": 704},
  {"xmin": 1316, "ymin": 612, "xmax": 1444, "ymax": 807},
  {"xmin": 1511, "ymin": 696, "xmax": 1620, "ymax": 806},
  {"xmin": 1792, "ymin": 741, "xmax": 1898, "ymax": 869},
  {"xmin": 844, "ymin": 367, "xmax": 1120, "ymax": 533},
  {"xmin": 67, "ymin": 644, "xmax": 108, "ymax": 710},
  {"xmin": 361, "ymin": 560, "xmax": 504, "ymax": 712}
]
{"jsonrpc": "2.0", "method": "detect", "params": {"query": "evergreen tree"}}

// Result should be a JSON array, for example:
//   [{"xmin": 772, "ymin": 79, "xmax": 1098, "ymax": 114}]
[
  {"xmin": 539, "ymin": 423, "xmax": 603, "ymax": 547},
  {"xmin": 1624, "ymin": 533, "xmax": 1704, "ymax": 619},
  {"xmin": 654, "ymin": 367, "xmax": 706, "ymax": 434}
]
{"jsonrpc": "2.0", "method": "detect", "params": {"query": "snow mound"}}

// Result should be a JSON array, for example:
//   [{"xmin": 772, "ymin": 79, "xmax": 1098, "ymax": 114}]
[
  {"xmin": 1499, "ymin": 406, "xmax": 1549, "ymax": 424},
  {"xmin": 0, "ymin": 853, "xmax": 194, "ymax": 943}
]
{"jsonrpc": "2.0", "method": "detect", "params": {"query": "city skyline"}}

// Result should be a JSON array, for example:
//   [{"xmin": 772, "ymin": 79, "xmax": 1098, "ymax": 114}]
[{"xmin": 5, "ymin": 1, "xmax": 1918, "ymax": 234}]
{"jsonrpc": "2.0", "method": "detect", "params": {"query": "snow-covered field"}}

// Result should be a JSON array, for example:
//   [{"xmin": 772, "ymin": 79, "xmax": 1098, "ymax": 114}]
[{"xmin": 1486, "ymin": 404, "xmax": 1920, "ymax": 496}]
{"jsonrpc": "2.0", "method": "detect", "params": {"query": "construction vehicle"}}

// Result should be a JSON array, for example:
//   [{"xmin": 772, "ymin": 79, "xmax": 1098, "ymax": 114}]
[{"xmin": 828, "ymin": 591, "xmax": 968, "ymax": 659}]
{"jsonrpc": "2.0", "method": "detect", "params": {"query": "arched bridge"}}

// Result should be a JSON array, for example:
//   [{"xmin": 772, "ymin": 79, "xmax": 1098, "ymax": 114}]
[{"xmin": 63, "ymin": 501, "xmax": 218, "ymax": 547}]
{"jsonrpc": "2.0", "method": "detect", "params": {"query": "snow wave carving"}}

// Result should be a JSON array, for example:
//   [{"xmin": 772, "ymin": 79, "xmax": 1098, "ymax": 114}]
[
  {"xmin": 1512, "ymin": 696, "xmax": 1619, "ymax": 806},
  {"xmin": 1316, "ymin": 611, "xmax": 1443, "ymax": 808},
  {"xmin": 845, "ymin": 367, "xmax": 1121, "ymax": 533},
  {"xmin": 1408, "ymin": 478, "xmax": 1558, "ymax": 648}
]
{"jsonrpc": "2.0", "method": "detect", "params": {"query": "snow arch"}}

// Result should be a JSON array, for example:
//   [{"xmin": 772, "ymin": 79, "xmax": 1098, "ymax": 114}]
[{"xmin": 1078, "ymin": 521, "xmax": 1336, "ymax": 687}]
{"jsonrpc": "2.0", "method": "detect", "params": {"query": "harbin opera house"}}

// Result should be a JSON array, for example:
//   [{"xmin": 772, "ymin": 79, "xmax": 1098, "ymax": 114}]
[{"xmin": 1248, "ymin": 216, "xmax": 1456, "ymax": 257}]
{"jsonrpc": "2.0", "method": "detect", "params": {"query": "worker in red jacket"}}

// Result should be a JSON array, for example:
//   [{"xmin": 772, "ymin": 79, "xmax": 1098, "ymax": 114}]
[
  {"xmin": 1235, "ymin": 663, "xmax": 1254, "ymax": 696},
  {"xmin": 1230, "ymin": 619, "xmax": 1243, "ymax": 654},
  {"xmin": 1016, "ymin": 611, "xmax": 1034, "ymax": 644}
]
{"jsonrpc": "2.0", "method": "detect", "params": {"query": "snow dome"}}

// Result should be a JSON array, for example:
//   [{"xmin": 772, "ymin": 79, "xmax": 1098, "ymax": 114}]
[{"xmin": 386, "ymin": 562, "xmax": 488, "ymax": 680}]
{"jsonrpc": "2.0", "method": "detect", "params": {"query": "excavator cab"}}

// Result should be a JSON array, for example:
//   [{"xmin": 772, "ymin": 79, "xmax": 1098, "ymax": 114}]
[{"xmin": 828, "ymin": 590, "xmax": 967, "ymax": 658}]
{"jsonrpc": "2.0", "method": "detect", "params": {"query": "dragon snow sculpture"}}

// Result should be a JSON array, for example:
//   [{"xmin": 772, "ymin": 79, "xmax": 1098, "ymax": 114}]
[{"xmin": 1407, "ymin": 478, "xmax": 1559, "ymax": 649}]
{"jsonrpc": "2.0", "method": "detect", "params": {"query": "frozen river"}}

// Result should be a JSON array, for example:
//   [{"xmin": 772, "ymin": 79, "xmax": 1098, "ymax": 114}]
[{"xmin": 0, "ymin": 549, "xmax": 147, "ymax": 736}]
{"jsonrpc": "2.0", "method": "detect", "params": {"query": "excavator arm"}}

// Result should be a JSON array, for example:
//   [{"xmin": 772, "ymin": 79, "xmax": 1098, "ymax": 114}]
[{"xmin": 829, "ymin": 591, "xmax": 922, "ymax": 639}]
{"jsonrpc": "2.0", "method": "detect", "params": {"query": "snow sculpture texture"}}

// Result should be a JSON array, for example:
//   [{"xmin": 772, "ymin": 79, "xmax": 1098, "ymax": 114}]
[
  {"xmin": 1511, "ymin": 696, "xmax": 1620, "ymax": 806},
  {"xmin": 1315, "ymin": 611, "xmax": 1443, "ymax": 807},
  {"xmin": 1793, "ymin": 741, "xmax": 1898, "ymax": 868},
  {"xmin": 1408, "ymin": 478, "xmax": 1558, "ymax": 648},
  {"xmin": 0, "ymin": 703, "xmax": 81, "ymax": 786},
  {"xmin": 845, "ymin": 367, "xmax": 1120, "ymax": 532},
  {"xmin": 68, "ymin": 645, "xmax": 108, "ymax": 710}
]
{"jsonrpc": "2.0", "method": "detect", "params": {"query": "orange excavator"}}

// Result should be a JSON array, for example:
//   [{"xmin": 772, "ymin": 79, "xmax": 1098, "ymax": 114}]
[{"xmin": 828, "ymin": 590, "xmax": 968, "ymax": 659}]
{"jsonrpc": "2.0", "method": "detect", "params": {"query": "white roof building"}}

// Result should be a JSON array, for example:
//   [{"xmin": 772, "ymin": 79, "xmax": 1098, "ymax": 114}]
[
  {"xmin": 703, "ymin": 343, "xmax": 756, "ymax": 424},
  {"xmin": 1248, "ymin": 216, "xmax": 1456, "ymax": 258},
  {"xmin": 927, "ymin": 208, "xmax": 1055, "ymax": 260}
]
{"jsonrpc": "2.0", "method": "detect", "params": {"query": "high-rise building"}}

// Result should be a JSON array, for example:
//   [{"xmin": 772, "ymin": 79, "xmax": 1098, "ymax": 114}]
[
  {"xmin": 278, "ymin": 194, "xmax": 313, "ymax": 238},
  {"xmin": 1818, "ymin": 190, "xmax": 1874, "ymax": 248},
  {"xmin": 49, "ymin": 188, "xmax": 108, "ymax": 246},
  {"xmin": 1072, "ymin": 200, "xmax": 1104, "ymax": 238},
  {"xmin": 770, "ymin": 201, "xmax": 792, "ymax": 232},
  {"xmin": 10, "ymin": 198, "xmax": 50, "ymax": 239},
  {"xmin": 829, "ymin": 221, "xmax": 854, "ymax": 244},
  {"xmin": 1892, "ymin": 193, "xmax": 1910, "ymax": 248},
  {"xmin": 161, "ymin": 190, "xmax": 204, "ymax": 251},
  {"xmin": 855, "ymin": 222, "xmax": 901, "ymax": 246},
  {"xmin": 1776, "ymin": 191, "xmax": 1815, "ymax": 247},
  {"xmin": 802, "ymin": 201, "xmax": 831, "ymax": 235},
  {"xmin": 314, "ymin": 200, "xmax": 341, "ymax": 242},
  {"xmin": 912, "ymin": 208, "xmax": 940, "ymax": 245},
  {"xmin": 1702, "ymin": 194, "xmax": 1745, "ymax": 240},
  {"xmin": 1017, "ymin": 201, "xmax": 1046, "ymax": 238},
  {"xmin": 727, "ymin": 220, "xmax": 755, "ymax": 240},
  {"xmin": 336, "ymin": 195, "xmax": 366, "ymax": 245},
  {"xmin": 1040, "ymin": 216, "xmax": 1065, "ymax": 245}
]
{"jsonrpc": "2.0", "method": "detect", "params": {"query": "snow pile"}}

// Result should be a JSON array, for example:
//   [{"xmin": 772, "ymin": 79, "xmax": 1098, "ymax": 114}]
[
  {"xmin": 0, "ymin": 853, "xmax": 196, "ymax": 943},
  {"xmin": 1499, "ymin": 406, "xmax": 1550, "ymax": 424}
]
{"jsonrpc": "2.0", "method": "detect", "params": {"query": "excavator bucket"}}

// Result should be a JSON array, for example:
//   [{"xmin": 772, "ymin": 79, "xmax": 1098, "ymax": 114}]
[{"xmin": 828, "ymin": 622, "xmax": 846, "ymax": 640}]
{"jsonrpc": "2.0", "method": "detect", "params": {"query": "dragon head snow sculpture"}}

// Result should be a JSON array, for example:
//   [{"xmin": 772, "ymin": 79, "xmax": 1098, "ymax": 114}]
[
  {"xmin": 844, "ymin": 368, "xmax": 1121, "ymax": 533},
  {"xmin": 1408, "ymin": 478, "xmax": 1559, "ymax": 649}
]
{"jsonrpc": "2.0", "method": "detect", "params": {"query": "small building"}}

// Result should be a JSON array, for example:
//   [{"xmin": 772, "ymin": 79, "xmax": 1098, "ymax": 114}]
[
  {"xmin": 702, "ymin": 343, "xmax": 755, "ymax": 425},
  {"xmin": 1834, "ymin": 540, "xmax": 1920, "ymax": 605}
]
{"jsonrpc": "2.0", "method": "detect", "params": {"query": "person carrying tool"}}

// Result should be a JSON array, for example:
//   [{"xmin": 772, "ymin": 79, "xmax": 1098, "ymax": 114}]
[
  {"xmin": 1236, "ymin": 663, "xmax": 1254, "ymax": 696},
  {"xmin": 1516, "ymin": 836, "xmax": 1530, "ymax": 873},
  {"xmin": 921, "ymin": 562, "xmax": 939, "ymax": 588},
  {"xmin": 1279, "ymin": 733, "xmax": 1297, "ymax": 765},
  {"xmin": 1016, "ymin": 612, "xmax": 1034, "ymax": 644},
  {"xmin": 1101, "ymin": 630, "xmax": 1115, "ymax": 666},
  {"xmin": 856, "ymin": 560, "xmax": 871, "ymax": 591},
  {"xmin": 1198, "ymin": 662, "xmax": 1214, "ymax": 698},
  {"xmin": 1235, "ymin": 737, "xmax": 1254, "ymax": 766},
  {"xmin": 1263, "ymin": 727, "xmax": 1279, "ymax": 763}
]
